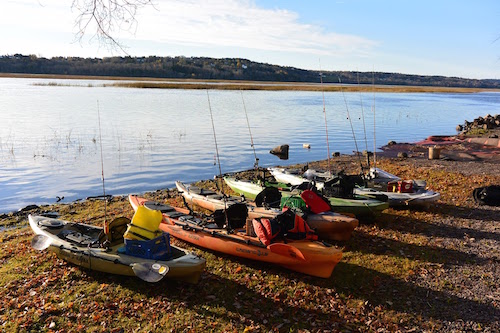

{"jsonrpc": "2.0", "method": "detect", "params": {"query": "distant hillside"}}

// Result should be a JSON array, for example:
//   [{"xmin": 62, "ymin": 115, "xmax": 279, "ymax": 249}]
[{"xmin": 1, "ymin": 54, "xmax": 499, "ymax": 89}]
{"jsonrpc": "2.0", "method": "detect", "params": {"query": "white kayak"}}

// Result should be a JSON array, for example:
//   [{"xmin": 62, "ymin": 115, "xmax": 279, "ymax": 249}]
[{"xmin": 269, "ymin": 167, "xmax": 440, "ymax": 207}]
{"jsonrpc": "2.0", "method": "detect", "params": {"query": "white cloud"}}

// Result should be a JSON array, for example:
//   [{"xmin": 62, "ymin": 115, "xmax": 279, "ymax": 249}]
[
  {"xmin": 2, "ymin": 1, "xmax": 499, "ymax": 78},
  {"xmin": 3, "ymin": 0, "xmax": 73, "ymax": 31},
  {"xmin": 132, "ymin": 0, "xmax": 378, "ymax": 57},
  {"xmin": 1, "ymin": 0, "xmax": 378, "ymax": 60}
]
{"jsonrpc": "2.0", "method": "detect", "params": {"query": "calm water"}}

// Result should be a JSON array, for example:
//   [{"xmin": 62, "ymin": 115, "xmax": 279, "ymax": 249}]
[{"xmin": 1, "ymin": 77, "xmax": 499, "ymax": 213}]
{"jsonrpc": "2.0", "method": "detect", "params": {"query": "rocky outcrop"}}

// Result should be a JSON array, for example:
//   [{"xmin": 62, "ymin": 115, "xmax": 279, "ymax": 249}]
[{"xmin": 457, "ymin": 114, "xmax": 500, "ymax": 136}]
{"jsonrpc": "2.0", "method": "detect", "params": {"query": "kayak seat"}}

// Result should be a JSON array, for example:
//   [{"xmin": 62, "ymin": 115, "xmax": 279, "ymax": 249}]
[
  {"xmin": 212, "ymin": 210, "xmax": 226, "ymax": 228},
  {"xmin": 190, "ymin": 186, "xmax": 216, "ymax": 196},
  {"xmin": 255, "ymin": 187, "xmax": 282, "ymax": 208},
  {"xmin": 323, "ymin": 173, "xmax": 361, "ymax": 198},
  {"xmin": 300, "ymin": 190, "xmax": 331, "ymax": 214},
  {"xmin": 99, "ymin": 216, "xmax": 130, "ymax": 246},
  {"xmin": 207, "ymin": 194, "xmax": 224, "ymax": 200},
  {"xmin": 144, "ymin": 201, "xmax": 175, "ymax": 213},
  {"xmin": 163, "ymin": 211, "xmax": 185, "ymax": 219},
  {"xmin": 226, "ymin": 203, "xmax": 248, "ymax": 229},
  {"xmin": 213, "ymin": 203, "xmax": 248, "ymax": 229}
]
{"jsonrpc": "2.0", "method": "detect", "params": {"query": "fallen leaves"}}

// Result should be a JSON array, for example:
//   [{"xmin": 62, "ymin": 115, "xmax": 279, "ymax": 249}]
[{"xmin": 1, "ymin": 157, "xmax": 499, "ymax": 332}]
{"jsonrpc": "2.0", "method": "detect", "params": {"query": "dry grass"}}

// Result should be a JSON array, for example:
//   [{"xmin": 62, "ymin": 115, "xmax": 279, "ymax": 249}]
[
  {"xmin": 1, "ymin": 156, "xmax": 499, "ymax": 332},
  {"xmin": 1, "ymin": 73, "xmax": 495, "ymax": 93}
]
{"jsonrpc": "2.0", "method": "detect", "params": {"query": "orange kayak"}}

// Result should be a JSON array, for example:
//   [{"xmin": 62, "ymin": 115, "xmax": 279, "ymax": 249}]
[
  {"xmin": 176, "ymin": 181, "xmax": 359, "ymax": 241},
  {"xmin": 129, "ymin": 195, "xmax": 342, "ymax": 278}
]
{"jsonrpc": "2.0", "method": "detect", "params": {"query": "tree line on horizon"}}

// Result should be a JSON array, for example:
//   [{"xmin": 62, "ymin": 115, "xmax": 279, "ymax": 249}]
[{"xmin": 1, "ymin": 54, "xmax": 499, "ymax": 89}]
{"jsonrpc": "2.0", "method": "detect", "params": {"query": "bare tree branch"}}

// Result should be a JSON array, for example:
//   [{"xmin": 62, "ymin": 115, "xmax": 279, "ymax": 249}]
[{"xmin": 71, "ymin": 0, "xmax": 155, "ymax": 54}]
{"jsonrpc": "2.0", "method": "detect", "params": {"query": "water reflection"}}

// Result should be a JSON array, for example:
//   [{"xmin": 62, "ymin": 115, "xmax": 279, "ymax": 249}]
[{"xmin": 1, "ymin": 78, "xmax": 499, "ymax": 213}]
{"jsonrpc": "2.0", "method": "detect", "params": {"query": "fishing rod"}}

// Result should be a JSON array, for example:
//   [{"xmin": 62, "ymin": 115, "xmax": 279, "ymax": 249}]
[
  {"xmin": 357, "ymin": 71, "xmax": 370, "ymax": 166},
  {"xmin": 240, "ymin": 90, "xmax": 259, "ymax": 169},
  {"xmin": 338, "ymin": 76, "xmax": 364, "ymax": 173},
  {"xmin": 97, "ymin": 101, "xmax": 107, "ymax": 225},
  {"xmin": 372, "ymin": 69, "xmax": 377, "ymax": 169},
  {"xmin": 319, "ymin": 61, "xmax": 332, "ymax": 175},
  {"xmin": 206, "ymin": 90, "xmax": 229, "ymax": 225}
]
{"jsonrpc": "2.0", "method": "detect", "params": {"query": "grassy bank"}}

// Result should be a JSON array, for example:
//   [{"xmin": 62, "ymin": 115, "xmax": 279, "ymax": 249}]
[
  {"xmin": 1, "ymin": 156, "xmax": 499, "ymax": 332},
  {"xmin": 1, "ymin": 73, "xmax": 495, "ymax": 93}
]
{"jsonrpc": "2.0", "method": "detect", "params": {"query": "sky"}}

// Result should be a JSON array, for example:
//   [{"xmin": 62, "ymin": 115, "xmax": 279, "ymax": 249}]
[{"xmin": 1, "ymin": 0, "xmax": 500, "ymax": 79}]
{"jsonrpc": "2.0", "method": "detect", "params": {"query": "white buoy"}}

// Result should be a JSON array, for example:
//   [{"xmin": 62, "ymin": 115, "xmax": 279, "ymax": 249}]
[{"xmin": 303, "ymin": 143, "xmax": 311, "ymax": 149}]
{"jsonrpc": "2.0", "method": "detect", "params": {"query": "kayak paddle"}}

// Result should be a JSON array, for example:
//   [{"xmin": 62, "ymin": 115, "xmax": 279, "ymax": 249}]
[
  {"xmin": 131, "ymin": 262, "xmax": 169, "ymax": 282},
  {"xmin": 31, "ymin": 234, "xmax": 52, "ymax": 251}
]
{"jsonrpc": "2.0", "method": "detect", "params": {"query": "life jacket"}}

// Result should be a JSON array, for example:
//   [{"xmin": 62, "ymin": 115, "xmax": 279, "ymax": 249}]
[
  {"xmin": 253, "ymin": 209, "xmax": 318, "ymax": 245},
  {"xmin": 252, "ymin": 217, "xmax": 281, "ymax": 246},
  {"xmin": 123, "ymin": 206, "xmax": 163, "ymax": 241},
  {"xmin": 277, "ymin": 209, "xmax": 318, "ymax": 241},
  {"xmin": 300, "ymin": 189, "xmax": 331, "ymax": 214}
]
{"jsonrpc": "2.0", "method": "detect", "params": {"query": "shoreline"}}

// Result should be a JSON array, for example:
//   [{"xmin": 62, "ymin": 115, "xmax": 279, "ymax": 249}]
[
  {"xmin": 2, "ymin": 143, "xmax": 499, "ymax": 219},
  {"xmin": 1, "ymin": 72, "xmax": 498, "ymax": 93}
]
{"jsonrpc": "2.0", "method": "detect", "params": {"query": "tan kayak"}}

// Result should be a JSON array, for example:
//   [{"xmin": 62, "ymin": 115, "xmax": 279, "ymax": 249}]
[
  {"xmin": 29, "ymin": 214, "xmax": 206, "ymax": 284},
  {"xmin": 176, "ymin": 181, "xmax": 359, "ymax": 241}
]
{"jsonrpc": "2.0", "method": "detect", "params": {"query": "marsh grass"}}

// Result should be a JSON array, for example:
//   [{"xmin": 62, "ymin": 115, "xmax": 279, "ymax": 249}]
[
  {"xmin": 31, "ymin": 81, "xmax": 99, "ymax": 88},
  {"xmin": 108, "ymin": 81, "xmax": 487, "ymax": 93},
  {"xmin": 2, "ymin": 73, "xmax": 494, "ymax": 93}
]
